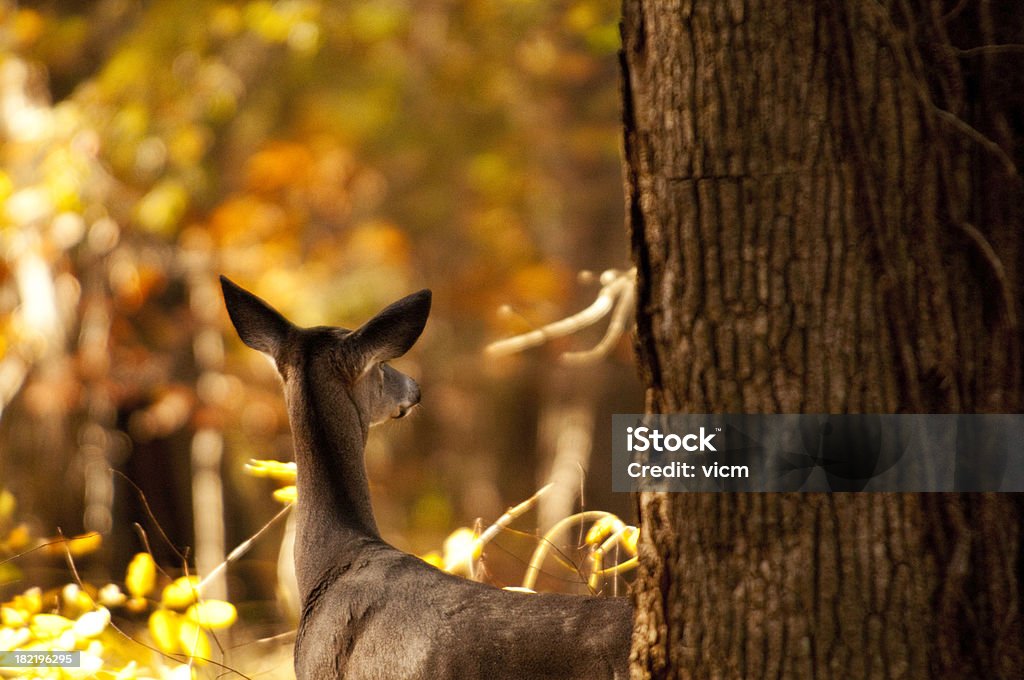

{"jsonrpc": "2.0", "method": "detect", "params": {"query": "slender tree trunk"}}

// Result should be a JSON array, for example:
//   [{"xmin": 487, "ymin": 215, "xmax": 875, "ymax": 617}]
[{"xmin": 620, "ymin": 1, "xmax": 1023, "ymax": 677}]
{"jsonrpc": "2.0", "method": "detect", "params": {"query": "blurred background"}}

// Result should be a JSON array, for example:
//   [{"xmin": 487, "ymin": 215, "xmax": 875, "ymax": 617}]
[{"xmin": 0, "ymin": 0, "xmax": 640, "ymax": 646}]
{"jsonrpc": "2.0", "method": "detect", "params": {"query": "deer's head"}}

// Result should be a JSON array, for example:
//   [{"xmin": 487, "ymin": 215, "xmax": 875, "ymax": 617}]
[{"xmin": 220, "ymin": 276, "xmax": 431, "ymax": 427}]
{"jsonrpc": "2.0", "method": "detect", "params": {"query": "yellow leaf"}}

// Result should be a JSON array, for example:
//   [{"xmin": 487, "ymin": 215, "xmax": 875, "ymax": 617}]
[
  {"xmin": 273, "ymin": 486, "xmax": 297, "ymax": 504},
  {"xmin": 30, "ymin": 613, "xmax": 73, "ymax": 638},
  {"xmin": 76, "ymin": 650, "xmax": 105, "ymax": 676},
  {"xmin": 161, "ymin": 576, "xmax": 201, "ymax": 610},
  {"xmin": 125, "ymin": 596, "xmax": 148, "ymax": 613},
  {"xmin": 135, "ymin": 179, "xmax": 189, "ymax": 236},
  {"xmin": 0, "ymin": 625, "xmax": 30, "ymax": 650},
  {"xmin": 5, "ymin": 523, "xmax": 30, "ymax": 550},
  {"xmin": 165, "ymin": 663, "xmax": 197, "ymax": 680},
  {"xmin": 0, "ymin": 488, "xmax": 15, "ymax": 521},
  {"xmin": 72, "ymin": 607, "xmax": 110, "ymax": 638},
  {"xmin": 177, "ymin": 619, "xmax": 210, "ymax": 662},
  {"xmin": 72, "ymin": 532, "xmax": 103, "ymax": 555},
  {"xmin": 244, "ymin": 459, "xmax": 297, "ymax": 482},
  {"xmin": 185, "ymin": 600, "xmax": 237, "ymax": 630},
  {"xmin": 148, "ymin": 609, "xmax": 180, "ymax": 655},
  {"xmin": 114, "ymin": 660, "xmax": 139, "ymax": 679},
  {"xmin": 1, "ymin": 605, "xmax": 28, "ymax": 627},
  {"xmin": 40, "ymin": 531, "xmax": 102, "ymax": 557},
  {"xmin": 61, "ymin": 583, "xmax": 96, "ymax": 617},
  {"xmin": 418, "ymin": 551, "xmax": 443, "ymax": 569},
  {"xmin": 12, "ymin": 586, "xmax": 42, "ymax": 616},
  {"xmin": 98, "ymin": 584, "xmax": 126, "ymax": 608},
  {"xmin": 125, "ymin": 553, "xmax": 157, "ymax": 599},
  {"xmin": 442, "ymin": 528, "xmax": 482, "ymax": 576}
]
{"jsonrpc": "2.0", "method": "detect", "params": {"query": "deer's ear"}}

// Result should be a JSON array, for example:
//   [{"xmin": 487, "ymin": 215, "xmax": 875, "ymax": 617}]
[
  {"xmin": 220, "ymin": 275, "xmax": 294, "ymax": 358},
  {"xmin": 352, "ymin": 289, "xmax": 431, "ymax": 364}
]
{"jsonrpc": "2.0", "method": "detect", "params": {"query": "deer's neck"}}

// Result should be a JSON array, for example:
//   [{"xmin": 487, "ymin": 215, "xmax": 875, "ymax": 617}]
[{"xmin": 286, "ymin": 361, "xmax": 380, "ymax": 599}]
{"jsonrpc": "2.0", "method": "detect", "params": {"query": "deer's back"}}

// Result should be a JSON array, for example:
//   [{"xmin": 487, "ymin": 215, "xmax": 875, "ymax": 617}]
[{"xmin": 294, "ymin": 541, "xmax": 632, "ymax": 680}]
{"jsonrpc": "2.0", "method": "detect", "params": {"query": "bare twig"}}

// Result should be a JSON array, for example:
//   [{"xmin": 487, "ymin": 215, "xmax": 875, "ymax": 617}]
[
  {"xmin": 485, "ymin": 267, "xmax": 637, "ymax": 365},
  {"xmin": 55, "ymin": 529, "xmax": 254, "ymax": 679},
  {"xmin": 114, "ymin": 469, "xmax": 189, "ymax": 565},
  {"xmin": 198, "ymin": 503, "xmax": 293, "ymax": 594},
  {"xmin": 476, "ymin": 483, "xmax": 552, "ymax": 548},
  {"xmin": 957, "ymin": 44, "xmax": 1024, "ymax": 57},
  {"xmin": 933, "ymin": 106, "xmax": 1019, "ymax": 177}
]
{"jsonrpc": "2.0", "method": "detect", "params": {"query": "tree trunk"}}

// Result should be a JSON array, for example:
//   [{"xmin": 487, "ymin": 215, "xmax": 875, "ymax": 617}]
[{"xmin": 620, "ymin": 1, "xmax": 1023, "ymax": 677}]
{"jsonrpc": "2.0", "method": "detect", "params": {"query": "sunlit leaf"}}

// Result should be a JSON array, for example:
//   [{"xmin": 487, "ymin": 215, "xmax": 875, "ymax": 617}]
[
  {"xmin": 30, "ymin": 613, "xmax": 74, "ymax": 638},
  {"xmin": 0, "ymin": 625, "xmax": 30, "ymax": 651},
  {"xmin": 243, "ymin": 459, "xmax": 297, "ymax": 482},
  {"xmin": 1, "ymin": 605, "xmax": 29, "ymax": 627},
  {"xmin": 418, "ymin": 550, "xmax": 443, "ymax": 569},
  {"xmin": 272, "ymin": 485, "xmax": 297, "ymax": 504},
  {"xmin": 125, "ymin": 596, "xmax": 148, "ymax": 613},
  {"xmin": 177, "ymin": 618, "xmax": 211, "ymax": 661},
  {"xmin": 72, "ymin": 607, "xmax": 110, "ymax": 638},
  {"xmin": 0, "ymin": 171, "xmax": 13, "ymax": 205},
  {"xmin": 113, "ymin": 659, "xmax": 139, "ymax": 680},
  {"xmin": 442, "ymin": 528, "xmax": 482, "ymax": 576},
  {"xmin": 77, "ymin": 649, "xmax": 105, "ymax": 675},
  {"xmin": 5, "ymin": 523, "xmax": 32, "ymax": 551},
  {"xmin": 0, "ymin": 489, "xmax": 15, "ymax": 524},
  {"xmin": 161, "ymin": 576, "xmax": 201, "ymax": 610},
  {"xmin": 5, "ymin": 586, "xmax": 42, "ymax": 619},
  {"xmin": 69, "ymin": 532, "xmax": 103, "ymax": 557},
  {"xmin": 185, "ymin": 600, "xmax": 237, "ymax": 630},
  {"xmin": 62, "ymin": 583, "xmax": 95, "ymax": 614},
  {"xmin": 148, "ymin": 609, "xmax": 180, "ymax": 655},
  {"xmin": 125, "ymin": 553, "xmax": 157, "ymax": 599},
  {"xmin": 98, "ymin": 584, "xmax": 127, "ymax": 608},
  {"xmin": 135, "ymin": 180, "xmax": 189, "ymax": 236}
]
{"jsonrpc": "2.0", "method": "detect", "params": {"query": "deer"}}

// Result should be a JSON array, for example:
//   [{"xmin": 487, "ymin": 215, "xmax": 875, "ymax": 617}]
[{"xmin": 219, "ymin": 276, "xmax": 632, "ymax": 679}]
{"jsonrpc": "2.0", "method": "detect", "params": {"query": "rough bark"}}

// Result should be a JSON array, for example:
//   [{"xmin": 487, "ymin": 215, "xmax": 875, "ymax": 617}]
[{"xmin": 620, "ymin": 1, "xmax": 1023, "ymax": 678}]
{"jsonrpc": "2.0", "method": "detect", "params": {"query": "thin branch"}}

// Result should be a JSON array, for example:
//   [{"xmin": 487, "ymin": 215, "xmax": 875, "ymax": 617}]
[
  {"xmin": 563, "ymin": 284, "xmax": 635, "ymax": 366},
  {"xmin": 932, "ymin": 106, "xmax": 1019, "ymax": 177},
  {"xmin": 114, "ymin": 469, "xmax": 189, "ymax": 565},
  {"xmin": 957, "ymin": 44, "xmax": 1024, "ymax": 57},
  {"xmin": 56, "ymin": 529, "xmax": 254, "ymax": 679},
  {"xmin": 942, "ymin": 0, "xmax": 971, "ymax": 22},
  {"xmin": 476, "ymin": 483, "xmax": 552, "ymax": 548},
  {"xmin": 485, "ymin": 267, "xmax": 637, "ymax": 365},
  {"xmin": 957, "ymin": 222, "xmax": 1019, "ymax": 333},
  {"xmin": 198, "ymin": 503, "xmax": 293, "ymax": 594}
]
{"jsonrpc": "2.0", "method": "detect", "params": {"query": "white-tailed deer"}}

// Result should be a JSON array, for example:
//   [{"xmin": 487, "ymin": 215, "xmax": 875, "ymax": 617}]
[{"xmin": 220, "ymin": 277, "xmax": 632, "ymax": 680}]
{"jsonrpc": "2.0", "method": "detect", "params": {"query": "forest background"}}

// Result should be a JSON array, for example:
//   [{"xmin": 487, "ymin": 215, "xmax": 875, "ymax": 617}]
[{"xmin": 0, "ymin": 0, "xmax": 641, "ymax": 671}]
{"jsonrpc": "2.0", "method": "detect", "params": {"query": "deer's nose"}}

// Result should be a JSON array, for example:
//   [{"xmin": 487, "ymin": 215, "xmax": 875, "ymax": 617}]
[{"xmin": 394, "ymin": 381, "xmax": 420, "ymax": 418}]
